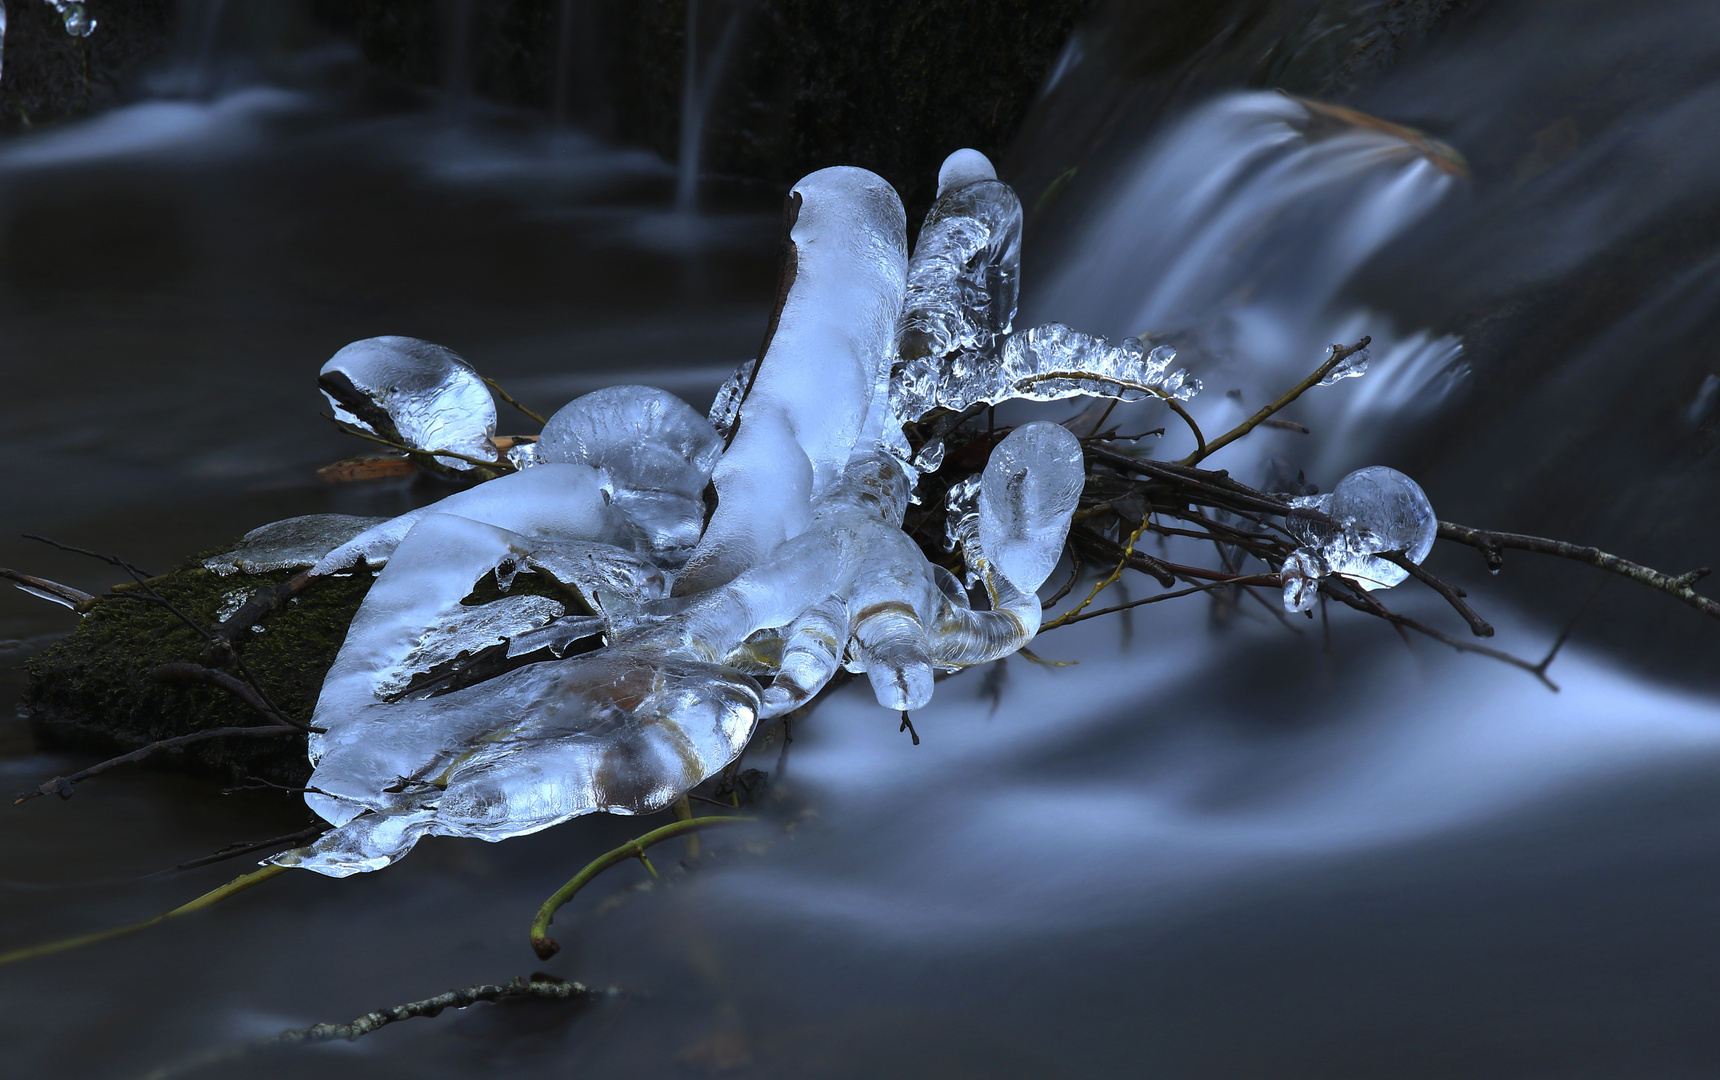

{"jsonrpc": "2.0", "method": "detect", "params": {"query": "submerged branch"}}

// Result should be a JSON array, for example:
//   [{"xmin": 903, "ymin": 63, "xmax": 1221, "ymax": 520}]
[
  {"xmin": 14, "ymin": 723, "xmax": 304, "ymax": 805},
  {"xmin": 531, "ymin": 815, "xmax": 754, "ymax": 959},
  {"xmin": 0, "ymin": 864, "xmax": 290, "ymax": 968},
  {"xmin": 141, "ymin": 975, "xmax": 604, "ymax": 1080}
]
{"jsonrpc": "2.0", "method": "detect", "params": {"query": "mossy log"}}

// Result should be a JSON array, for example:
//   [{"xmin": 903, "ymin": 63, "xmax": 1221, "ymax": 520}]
[{"xmin": 21, "ymin": 550, "xmax": 376, "ymax": 787}]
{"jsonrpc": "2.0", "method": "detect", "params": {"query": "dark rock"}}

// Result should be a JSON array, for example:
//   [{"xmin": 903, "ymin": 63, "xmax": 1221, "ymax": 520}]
[
  {"xmin": 0, "ymin": 0, "xmax": 176, "ymax": 133},
  {"xmin": 308, "ymin": 0, "xmax": 1090, "ymax": 222}
]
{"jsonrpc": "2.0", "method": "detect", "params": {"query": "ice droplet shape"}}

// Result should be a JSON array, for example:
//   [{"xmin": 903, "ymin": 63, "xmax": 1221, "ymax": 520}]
[
  {"xmin": 318, "ymin": 336, "xmax": 497, "ymax": 474},
  {"xmin": 1289, "ymin": 466, "xmax": 1436, "ymax": 591},
  {"xmin": 45, "ymin": 0, "xmax": 94, "ymax": 36},
  {"xmin": 978, "ymin": 422, "xmax": 1085, "ymax": 593}
]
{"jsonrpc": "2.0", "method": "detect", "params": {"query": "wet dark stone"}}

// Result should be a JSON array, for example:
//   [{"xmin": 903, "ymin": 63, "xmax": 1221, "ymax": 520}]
[{"xmin": 0, "ymin": 0, "xmax": 176, "ymax": 134}]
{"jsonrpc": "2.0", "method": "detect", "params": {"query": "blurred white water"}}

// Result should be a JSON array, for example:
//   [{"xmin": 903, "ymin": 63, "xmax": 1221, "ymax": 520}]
[
  {"xmin": 702, "ymin": 87, "xmax": 1720, "ymax": 951},
  {"xmin": 1032, "ymin": 91, "xmax": 1468, "ymax": 478}
]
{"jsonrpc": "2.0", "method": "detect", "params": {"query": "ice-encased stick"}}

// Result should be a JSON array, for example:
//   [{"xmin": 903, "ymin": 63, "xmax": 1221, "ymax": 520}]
[
  {"xmin": 677, "ymin": 166, "xmax": 908, "ymax": 594},
  {"xmin": 311, "ymin": 463, "xmax": 614, "ymax": 576},
  {"xmin": 307, "ymin": 512, "xmax": 533, "ymax": 825},
  {"xmin": 281, "ymin": 649, "xmax": 762, "ymax": 877},
  {"xmin": 1286, "ymin": 465, "xmax": 1436, "ymax": 592},
  {"xmin": 930, "ymin": 423, "xmax": 1084, "ymax": 665},
  {"xmin": 319, "ymin": 336, "xmax": 498, "ymax": 475},
  {"xmin": 977, "ymin": 422, "xmax": 1086, "ymax": 593},
  {"xmin": 896, "ymin": 149, "xmax": 1023, "ymax": 365}
]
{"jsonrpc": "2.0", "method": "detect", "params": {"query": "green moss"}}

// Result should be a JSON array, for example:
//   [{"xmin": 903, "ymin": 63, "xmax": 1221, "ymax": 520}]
[{"xmin": 22, "ymin": 547, "xmax": 375, "ymax": 785}]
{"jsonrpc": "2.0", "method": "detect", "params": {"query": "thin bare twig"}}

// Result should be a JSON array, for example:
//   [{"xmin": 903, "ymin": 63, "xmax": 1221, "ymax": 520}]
[
  {"xmin": 1180, "ymin": 337, "xmax": 1369, "ymax": 466},
  {"xmin": 1376, "ymin": 551, "xmax": 1494, "ymax": 637},
  {"xmin": 1437, "ymin": 521, "xmax": 1720, "ymax": 620},
  {"xmin": 481, "ymin": 377, "xmax": 548, "ymax": 426},
  {"xmin": 151, "ymin": 663, "xmax": 319, "ymax": 732}
]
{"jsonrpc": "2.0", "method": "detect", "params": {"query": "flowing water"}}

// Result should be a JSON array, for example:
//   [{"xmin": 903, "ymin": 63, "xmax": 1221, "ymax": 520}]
[{"xmin": 4, "ymin": 2, "xmax": 1720, "ymax": 1076}]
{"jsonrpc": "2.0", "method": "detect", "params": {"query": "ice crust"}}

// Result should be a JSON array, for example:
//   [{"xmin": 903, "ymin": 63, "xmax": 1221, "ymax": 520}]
[
  {"xmin": 204, "ymin": 514, "xmax": 388, "ymax": 577},
  {"xmin": 319, "ymin": 336, "xmax": 498, "ymax": 473},
  {"xmin": 278, "ymin": 158, "xmax": 1202, "ymax": 876},
  {"xmin": 894, "ymin": 322, "xmax": 1198, "ymax": 421},
  {"xmin": 1282, "ymin": 465, "xmax": 1437, "ymax": 605}
]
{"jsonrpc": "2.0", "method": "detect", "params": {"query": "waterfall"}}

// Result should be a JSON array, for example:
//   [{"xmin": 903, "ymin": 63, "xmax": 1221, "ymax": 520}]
[
  {"xmin": 674, "ymin": 0, "xmax": 743, "ymax": 215},
  {"xmin": 1031, "ymin": 91, "xmax": 1467, "ymax": 476}
]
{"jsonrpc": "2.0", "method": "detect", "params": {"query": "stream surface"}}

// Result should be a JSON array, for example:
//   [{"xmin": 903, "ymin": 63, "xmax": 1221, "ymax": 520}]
[{"xmin": 4, "ymin": 4, "xmax": 1720, "ymax": 1077}]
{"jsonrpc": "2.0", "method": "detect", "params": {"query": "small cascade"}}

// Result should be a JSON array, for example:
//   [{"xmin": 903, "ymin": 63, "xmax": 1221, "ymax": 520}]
[
  {"xmin": 1032, "ymin": 91, "xmax": 1467, "ymax": 470},
  {"xmin": 190, "ymin": 0, "xmax": 226, "ymax": 97},
  {"xmin": 673, "ymin": 0, "xmax": 743, "ymax": 215},
  {"xmin": 439, "ymin": 0, "xmax": 478, "ymax": 114}
]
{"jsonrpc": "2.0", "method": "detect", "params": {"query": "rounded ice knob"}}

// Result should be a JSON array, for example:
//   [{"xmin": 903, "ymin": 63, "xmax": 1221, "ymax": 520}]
[
  {"xmin": 978, "ymin": 421, "xmax": 1085, "ymax": 593},
  {"xmin": 1326, "ymin": 465, "xmax": 1437, "ymax": 590},
  {"xmin": 936, "ymin": 148, "xmax": 997, "ymax": 195},
  {"xmin": 318, "ymin": 336, "xmax": 497, "ymax": 474}
]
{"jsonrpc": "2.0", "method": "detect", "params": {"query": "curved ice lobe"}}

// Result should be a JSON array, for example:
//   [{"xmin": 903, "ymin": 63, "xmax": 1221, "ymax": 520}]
[
  {"xmin": 897, "ymin": 149, "xmax": 1023, "ymax": 367},
  {"xmin": 310, "ymin": 463, "xmax": 616, "ymax": 576},
  {"xmin": 1286, "ymin": 465, "xmax": 1436, "ymax": 593},
  {"xmin": 977, "ymin": 422, "xmax": 1085, "ymax": 593},
  {"xmin": 277, "ymin": 649, "xmax": 761, "ymax": 877},
  {"xmin": 281, "ymin": 511, "xmax": 749, "ymax": 876},
  {"xmin": 677, "ymin": 166, "xmax": 908, "ymax": 594},
  {"xmin": 535, "ymin": 385, "xmax": 723, "ymax": 554},
  {"xmin": 203, "ymin": 514, "xmax": 388, "ymax": 577},
  {"xmin": 318, "ymin": 336, "xmax": 497, "ymax": 475}
]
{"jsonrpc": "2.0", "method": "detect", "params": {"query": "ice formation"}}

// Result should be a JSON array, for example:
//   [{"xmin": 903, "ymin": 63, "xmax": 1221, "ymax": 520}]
[
  {"xmin": 1282, "ymin": 465, "xmax": 1437, "ymax": 606},
  {"xmin": 268, "ymin": 151, "xmax": 1205, "ymax": 876},
  {"xmin": 318, "ymin": 336, "xmax": 498, "ymax": 476},
  {"xmin": 532, "ymin": 385, "xmax": 723, "ymax": 555},
  {"xmin": 204, "ymin": 515, "xmax": 388, "ymax": 577}
]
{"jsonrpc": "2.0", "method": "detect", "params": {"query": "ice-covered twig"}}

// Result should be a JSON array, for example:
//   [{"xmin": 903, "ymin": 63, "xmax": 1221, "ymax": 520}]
[{"xmin": 1180, "ymin": 336, "xmax": 1370, "ymax": 466}]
